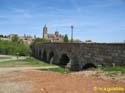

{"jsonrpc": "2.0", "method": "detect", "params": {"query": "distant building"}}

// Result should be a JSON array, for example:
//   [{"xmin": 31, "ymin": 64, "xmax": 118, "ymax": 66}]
[
  {"xmin": 0, "ymin": 34, "xmax": 36, "ymax": 44},
  {"xmin": 0, "ymin": 35, "xmax": 11, "ymax": 41},
  {"xmin": 43, "ymin": 25, "xmax": 64, "ymax": 42},
  {"xmin": 19, "ymin": 35, "xmax": 35, "ymax": 44},
  {"xmin": 0, "ymin": 37, "xmax": 10, "ymax": 41}
]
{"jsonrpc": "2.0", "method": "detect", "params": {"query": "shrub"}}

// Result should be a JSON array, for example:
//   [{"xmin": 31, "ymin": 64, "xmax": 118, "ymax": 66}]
[{"xmin": 0, "ymin": 40, "xmax": 31, "ymax": 56}]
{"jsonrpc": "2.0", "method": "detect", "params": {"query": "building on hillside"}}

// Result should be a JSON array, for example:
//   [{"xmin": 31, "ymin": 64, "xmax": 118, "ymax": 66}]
[
  {"xmin": 0, "ymin": 34, "xmax": 36, "ymax": 44},
  {"xmin": 43, "ymin": 25, "xmax": 64, "ymax": 42},
  {"xmin": 19, "ymin": 35, "xmax": 35, "ymax": 44}
]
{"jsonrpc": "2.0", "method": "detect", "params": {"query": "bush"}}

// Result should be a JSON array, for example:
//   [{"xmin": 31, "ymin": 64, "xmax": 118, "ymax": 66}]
[
  {"xmin": 32, "ymin": 38, "xmax": 51, "ymax": 43},
  {"xmin": 0, "ymin": 40, "xmax": 31, "ymax": 56}
]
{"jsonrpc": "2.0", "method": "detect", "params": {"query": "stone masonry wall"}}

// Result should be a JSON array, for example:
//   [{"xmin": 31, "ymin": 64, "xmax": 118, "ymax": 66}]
[{"xmin": 31, "ymin": 43, "xmax": 125, "ymax": 71}]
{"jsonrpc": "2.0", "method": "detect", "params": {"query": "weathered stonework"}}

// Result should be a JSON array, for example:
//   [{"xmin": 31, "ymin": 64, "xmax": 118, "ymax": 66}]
[{"xmin": 31, "ymin": 43, "xmax": 125, "ymax": 71}]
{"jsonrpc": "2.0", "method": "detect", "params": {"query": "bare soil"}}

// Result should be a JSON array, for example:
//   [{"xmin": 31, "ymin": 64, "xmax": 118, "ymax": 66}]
[{"xmin": 0, "ymin": 69, "xmax": 125, "ymax": 93}]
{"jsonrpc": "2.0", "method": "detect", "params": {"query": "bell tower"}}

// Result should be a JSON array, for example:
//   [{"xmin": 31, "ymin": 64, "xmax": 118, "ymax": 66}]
[{"xmin": 43, "ymin": 24, "xmax": 48, "ymax": 39}]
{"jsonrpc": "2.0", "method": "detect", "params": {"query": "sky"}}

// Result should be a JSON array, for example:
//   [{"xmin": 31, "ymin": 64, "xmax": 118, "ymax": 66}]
[{"xmin": 0, "ymin": 0, "xmax": 125, "ymax": 42}]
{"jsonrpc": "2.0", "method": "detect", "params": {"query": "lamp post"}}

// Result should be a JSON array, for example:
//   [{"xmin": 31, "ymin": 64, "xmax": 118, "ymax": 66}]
[{"xmin": 71, "ymin": 25, "xmax": 74, "ymax": 43}]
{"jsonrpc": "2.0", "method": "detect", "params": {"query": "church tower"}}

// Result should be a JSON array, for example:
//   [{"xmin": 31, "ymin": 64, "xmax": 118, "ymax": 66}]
[{"xmin": 43, "ymin": 24, "xmax": 48, "ymax": 39}]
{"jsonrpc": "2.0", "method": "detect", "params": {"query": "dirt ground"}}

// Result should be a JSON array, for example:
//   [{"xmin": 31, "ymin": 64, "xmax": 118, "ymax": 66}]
[{"xmin": 0, "ymin": 70, "xmax": 125, "ymax": 93}]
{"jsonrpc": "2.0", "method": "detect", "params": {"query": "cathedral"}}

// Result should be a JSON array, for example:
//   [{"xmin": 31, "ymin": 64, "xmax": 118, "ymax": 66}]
[{"xmin": 43, "ymin": 25, "xmax": 64, "ymax": 42}]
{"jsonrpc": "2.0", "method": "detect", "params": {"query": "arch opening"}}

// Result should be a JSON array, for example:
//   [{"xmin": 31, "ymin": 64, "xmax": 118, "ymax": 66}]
[
  {"xmin": 82, "ymin": 63, "xmax": 96, "ymax": 70},
  {"xmin": 49, "ymin": 51, "xmax": 54, "ymax": 64},
  {"xmin": 59, "ymin": 54, "xmax": 70, "ymax": 67},
  {"xmin": 43, "ymin": 50, "xmax": 47, "ymax": 61},
  {"xmin": 39, "ymin": 50, "xmax": 41, "ymax": 58}
]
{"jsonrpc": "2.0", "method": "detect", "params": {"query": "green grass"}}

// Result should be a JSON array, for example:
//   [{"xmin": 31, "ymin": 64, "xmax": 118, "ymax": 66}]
[
  {"xmin": 0, "ymin": 57, "xmax": 71, "ymax": 74},
  {"xmin": 102, "ymin": 66, "xmax": 125, "ymax": 74},
  {"xmin": 39, "ymin": 68, "xmax": 71, "ymax": 74},
  {"xmin": 0, "ymin": 57, "xmax": 54, "ymax": 67}
]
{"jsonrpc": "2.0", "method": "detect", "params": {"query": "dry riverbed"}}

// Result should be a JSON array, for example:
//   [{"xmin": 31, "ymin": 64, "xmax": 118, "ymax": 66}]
[{"xmin": 0, "ymin": 69, "xmax": 125, "ymax": 93}]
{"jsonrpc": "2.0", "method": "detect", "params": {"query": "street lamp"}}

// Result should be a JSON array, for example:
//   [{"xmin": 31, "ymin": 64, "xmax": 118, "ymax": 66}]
[{"xmin": 71, "ymin": 25, "xmax": 74, "ymax": 43}]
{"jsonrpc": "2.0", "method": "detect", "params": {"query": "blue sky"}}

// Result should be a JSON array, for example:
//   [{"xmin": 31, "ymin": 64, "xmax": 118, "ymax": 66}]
[{"xmin": 0, "ymin": 0, "xmax": 125, "ymax": 42}]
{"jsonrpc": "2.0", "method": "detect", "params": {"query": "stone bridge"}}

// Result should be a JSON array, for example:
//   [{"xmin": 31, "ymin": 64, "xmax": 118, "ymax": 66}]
[{"xmin": 31, "ymin": 43, "xmax": 125, "ymax": 71}]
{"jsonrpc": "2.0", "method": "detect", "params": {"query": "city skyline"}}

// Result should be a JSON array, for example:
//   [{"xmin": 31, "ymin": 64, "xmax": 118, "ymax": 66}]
[{"xmin": 0, "ymin": 0, "xmax": 125, "ymax": 42}]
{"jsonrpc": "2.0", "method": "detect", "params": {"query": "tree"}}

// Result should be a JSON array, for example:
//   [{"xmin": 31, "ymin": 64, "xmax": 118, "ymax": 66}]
[
  {"xmin": 73, "ymin": 39, "xmax": 82, "ymax": 43},
  {"xmin": 0, "ymin": 40, "xmax": 31, "ymax": 56},
  {"xmin": 11, "ymin": 35, "xmax": 19, "ymax": 42},
  {"xmin": 18, "ymin": 39, "xmax": 24, "ymax": 44},
  {"xmin": 32, "ymin": 38, "xmax": 51, "ymax": 43},
  {"xmin": 0, "ymin": 35, "xmax": 3, "ymax": 38},
  {"xmin": 64, "ymin": 34, "xmax": 69, "ymax": 42}
]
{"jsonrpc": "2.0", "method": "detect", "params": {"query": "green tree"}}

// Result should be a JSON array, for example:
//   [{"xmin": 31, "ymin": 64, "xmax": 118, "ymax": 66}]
[
  {"xmin": 30, "ymin": 38, "xmax": 51, "ymax": 50},
  {"xmin": 32, "ymin": 38, "xmax": 51, "ymax": 43},
  {"xmin": 73, "ymin": 39, "xmax": 81, "ymax": 43},
  {"xmin": 0, "ymin": 40, "xmax": 31, "ymax": 56},
  {"xmin": 0, "ymin": 35, "xmax": 3, "ymax": 37},
  {"xmin": 11, "ymin": 35, "xmax": 19, "ymax": 42},
  {"xmin": 64, "ymin": 34, "xmax": 69, "ymax": 42}
]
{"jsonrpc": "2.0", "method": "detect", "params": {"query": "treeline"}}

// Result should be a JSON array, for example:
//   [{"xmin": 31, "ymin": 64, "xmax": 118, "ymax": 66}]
[
  {"xmin": 32, "ymin": 38, "xmax": 51, "ymax": 43},
  {"xmin": 0, "ymin": 40, "xmax": 31, "ymax": 56},
  {"xmin": 0, "ymin": 34, "xmax": 8, "ymax": 38}
]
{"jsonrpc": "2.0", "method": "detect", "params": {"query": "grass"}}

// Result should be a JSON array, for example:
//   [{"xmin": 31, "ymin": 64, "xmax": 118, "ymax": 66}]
[
  {"xmin": 2, "ymin": 56, "xmax": 124, "ymax": 74},
  {"xmin": 39, "ymin": 68, "xmax": 71, "ymax": 73},
  {"xmin": 0, "ymin": 57, "xmax": 71, "ymax": 73},
  {"xmin": 0, "ymin": 57, "xmax": 54, "ymax": 67},
  {"xmin": 102, "ymin": 66, "xmax": 125, "ymax": 74}
]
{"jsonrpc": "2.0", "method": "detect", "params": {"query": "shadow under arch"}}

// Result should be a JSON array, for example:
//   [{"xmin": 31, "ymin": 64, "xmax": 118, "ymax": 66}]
[
  {"xmin": 43, "ymin": 50, "xmax": 47, "ymax": 61},
  {"xmin": 39, "ymin": 50, "xmax": 42, "ymax": 58},
  {"xmin": 82, "ymin": 63, "xmax": 96, "ymax": 70},
  {"xmin": 59, "ymin": 54, "xmax": 70, "ymax": 67}
]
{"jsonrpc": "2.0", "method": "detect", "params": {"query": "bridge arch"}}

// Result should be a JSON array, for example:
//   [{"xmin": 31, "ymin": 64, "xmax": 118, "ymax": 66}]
[
  {"xmin": 48, "ymin": 51, "xmax": 54, "ymax": 64},
  {"xmin": 39, "ymin": 50, "xmax": 42, "ymax": 58},
  {"xmin": 82, "ymin": 63, "xmax": 96, "ymax": 70},
  {"xmin": 59, "ymin": 54, "xmax": 70, "ymax": 67},
  {"xmin": 43, "ymin": 50, "xmax": 47, "ymax": 61}
]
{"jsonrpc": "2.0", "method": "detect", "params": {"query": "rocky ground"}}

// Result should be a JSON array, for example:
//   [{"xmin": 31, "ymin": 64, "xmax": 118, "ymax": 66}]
[{"xmin": 0, "ymin": 69, "xmax": 125, "ymax": 93}]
